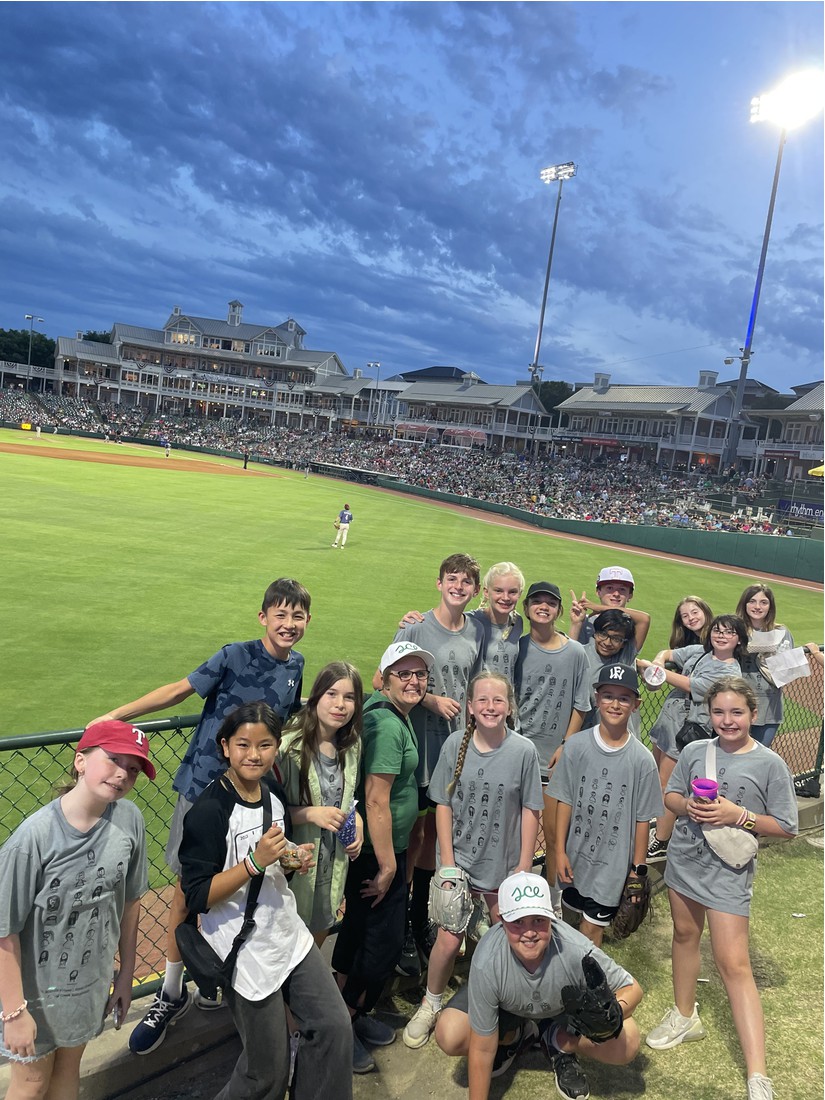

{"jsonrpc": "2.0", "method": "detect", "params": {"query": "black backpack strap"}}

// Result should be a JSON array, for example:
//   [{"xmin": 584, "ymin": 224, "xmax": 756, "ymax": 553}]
[
  {"xmin": 364, "ymin": 696, "xmax": 408, "ymax": 724},
  {"xmin": 222, "ymin": 793, "xmax": 273, "ymax": 974},
  {"xmin": 514, "ymin": 633, "xmax": 532, "ymax": 697}
]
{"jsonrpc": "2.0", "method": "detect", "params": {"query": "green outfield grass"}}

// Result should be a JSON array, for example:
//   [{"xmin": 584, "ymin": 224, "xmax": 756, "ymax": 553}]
[{"xmin": 0, "ymin": 427, "xmax": 822, "ymax": 736}]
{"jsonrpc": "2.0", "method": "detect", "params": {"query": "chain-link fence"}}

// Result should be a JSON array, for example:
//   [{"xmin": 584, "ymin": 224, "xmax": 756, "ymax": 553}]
[{"xmin": 1, "ymin": 653, "xmax": 821, "ymax": 996}]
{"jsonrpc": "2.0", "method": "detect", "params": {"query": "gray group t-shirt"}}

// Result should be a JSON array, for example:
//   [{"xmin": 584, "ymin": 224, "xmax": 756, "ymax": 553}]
[
  {"xmin": 0, "ymin": 798, "xmax": 148, "ymax": 1058},
  {"xmin": 393, "ymin": 611, "xmax": 484, "ymax": 786},
  {"xmin": 428, "ymin": 730, "xmax": 543, "ymax": 893},
  {"xmin": 662, "ymin": 647, "xmax": 741, "ymax": 759},
  {"xmin": 468, "ymin": 920, "xmax": 633, "ymax": 1035},
  {"xmin": 664, "ymin": 738, "xmax": 798, "ymax": 915},
  {"xmin": 547, "ymin": 728, "xmax": 663, "ymax": 906},
  {"xmin": 580, "ymin": 636, "xmax": 641, "ymax": 736},
  {"xmin": 469, "ymin": 609, "xmax": 523, "ymax": 684},
  {"xmin": 514, "ymin": 635, "xmax": 591, "ymax": 771}
]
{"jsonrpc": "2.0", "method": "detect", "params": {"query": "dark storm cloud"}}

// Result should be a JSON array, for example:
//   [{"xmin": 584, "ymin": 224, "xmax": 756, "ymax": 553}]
[{"xmin": 0, "ymin": 1, "xmax": 821, "ymax": 387}]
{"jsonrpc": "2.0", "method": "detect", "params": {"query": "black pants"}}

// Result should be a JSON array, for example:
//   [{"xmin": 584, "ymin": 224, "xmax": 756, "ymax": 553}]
[{"xmin": 331, "ymin": 849, "xmax": 408, "ymax": 1014}]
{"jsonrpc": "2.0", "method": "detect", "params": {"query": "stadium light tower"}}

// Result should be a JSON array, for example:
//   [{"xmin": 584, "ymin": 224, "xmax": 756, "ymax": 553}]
[
  {"xmin": 25, "ymin": 314, "xmax": 45, "ymax": 391},
  {"xmin": 722, "ymin": 69, "xmax": 824, "ymax": 471},
  {"xmin": 367, "ymin": 360, "xmax": 381, "ymax": 425},
  {"xmin": 529, "ymin": 161, "xmax": 577, "ymax": 387}
]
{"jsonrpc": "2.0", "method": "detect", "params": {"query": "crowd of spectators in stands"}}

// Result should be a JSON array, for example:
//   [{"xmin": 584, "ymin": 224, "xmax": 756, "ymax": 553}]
[
  {"xmin": 0, "ymin": 389, "xmax": 801, "ymax": 535},
  {"xmin": 37, "ymin": 394, "xmax": 103, "ymax": 432}
]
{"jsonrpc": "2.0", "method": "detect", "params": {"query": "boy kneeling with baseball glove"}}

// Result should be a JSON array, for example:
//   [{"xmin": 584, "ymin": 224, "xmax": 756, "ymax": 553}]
[{"xmin": 435, "ymin": 872, "xmax": 642, "ymax": 1100}]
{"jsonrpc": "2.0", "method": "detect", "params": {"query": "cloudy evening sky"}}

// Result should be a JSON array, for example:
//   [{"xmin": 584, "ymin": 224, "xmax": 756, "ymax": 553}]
[{"xmin": 1, "ymin": 1, "xmax": 822, "ymax": 392}]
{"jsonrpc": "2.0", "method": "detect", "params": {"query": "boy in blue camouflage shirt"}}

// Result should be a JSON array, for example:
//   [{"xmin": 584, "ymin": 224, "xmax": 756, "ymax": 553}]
[{"xmin": 90, "ymin": 577, "xmax": 310, "ymax": 1053}]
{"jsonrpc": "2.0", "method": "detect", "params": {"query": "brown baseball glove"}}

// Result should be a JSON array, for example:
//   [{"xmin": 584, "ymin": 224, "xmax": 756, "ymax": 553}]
[{"xmin": 611, "ymin": 871, "xmax": 651, "ymax": 939}]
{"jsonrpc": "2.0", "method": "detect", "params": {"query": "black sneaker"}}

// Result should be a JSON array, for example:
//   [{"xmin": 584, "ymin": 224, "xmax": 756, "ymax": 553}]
[
  {"xmin": 128, "ymin": 988, "xmax": 192, "ymax": 1055},
  {"xmin": 647, "ymin": 835, "xmax": 669, "ymax": 863},
  {"xmin": 396, "ymin": 923, "xmax": 422, "ymax": 977},
  {"xmin": 552, "ymin": 1052, "xmax": 590, "ymax": 1100},
  {"xmin": 491, "ymin": 1020, "xmax": 538, "ymax": 1078}
]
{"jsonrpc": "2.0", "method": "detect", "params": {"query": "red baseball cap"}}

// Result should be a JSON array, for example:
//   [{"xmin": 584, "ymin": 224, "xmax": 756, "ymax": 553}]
[{"xmin": 77, "ymin": 720, "xmax": 156, "ymax": 780}]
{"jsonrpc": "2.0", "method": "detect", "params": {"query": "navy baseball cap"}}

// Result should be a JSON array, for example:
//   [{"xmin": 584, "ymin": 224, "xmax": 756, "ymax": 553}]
[
  {"xmin": 594, "ymin": 664, "xmax": 640, "ymax": 696},
  {"xmin": 524, "ymin": 581, "xmax": 562, "ymax": 603}
]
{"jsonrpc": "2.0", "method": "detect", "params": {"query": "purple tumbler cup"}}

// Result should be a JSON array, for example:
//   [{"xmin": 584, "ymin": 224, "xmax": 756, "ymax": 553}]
[{"xmin": 691, "ymin": 778, "xmax": 718, "ymax": 802}]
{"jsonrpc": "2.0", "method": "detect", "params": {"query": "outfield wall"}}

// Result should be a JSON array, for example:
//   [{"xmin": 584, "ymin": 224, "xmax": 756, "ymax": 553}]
[{"xmin": 373, "ymin": 478, "xmax": 824, "ymax": 583}]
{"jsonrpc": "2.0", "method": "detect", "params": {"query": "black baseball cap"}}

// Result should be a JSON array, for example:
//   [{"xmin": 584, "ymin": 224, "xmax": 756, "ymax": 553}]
[
  {"xmin": 593, "ymin": 664, "xmax": 640, "ymax": 696},
  {"xmin": 524, "ymin": 581, "xmax": 562, "ymax": 603}
]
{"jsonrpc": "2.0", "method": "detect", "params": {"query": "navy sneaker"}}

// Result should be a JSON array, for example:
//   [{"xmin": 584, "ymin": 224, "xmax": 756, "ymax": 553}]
[
  {"xmin": 353, "ymin": 1012, "xmax": 396, "ymax": 1047},
  {"xmin": 352, "ymin": 1029, "xmax": 376, "ymax": 1074},
  {"xmin": 128, "ymin": 988, "xmax": 192, "ymax": 1055}
]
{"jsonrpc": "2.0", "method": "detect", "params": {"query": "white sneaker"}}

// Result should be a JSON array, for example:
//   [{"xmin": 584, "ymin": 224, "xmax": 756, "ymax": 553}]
[
  {"xmin": 193, "ymin": 988, "xmax": 223, "ymax": 1011},
  {"xmin": 646, "ymin": 1003, "xmax": 706, "ymax": 1050},
  {"xmin": 747, "ymin": 1074, "xmax": 774, "ymax": 1100},
  {"xmin": 403, "ymin": 1000, "xmax": 441, "ymax": 1049}
]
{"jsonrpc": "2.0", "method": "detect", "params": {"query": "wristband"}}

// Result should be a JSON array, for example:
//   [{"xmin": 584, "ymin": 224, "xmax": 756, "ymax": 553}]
[
  {"xmin": 247, "ymin": 850, "xmax": 264, "ymax": 875},
  {"xmin": 1, "ymin": 1000, "xmax": 27, "ymax": 1023},
  {"xmin": 735, "ymin": 806, "xmax": 748, "ymax": 827},
  {"xmin": 245, "ymin": 855, "xmax": 263, "ymax": 877}
]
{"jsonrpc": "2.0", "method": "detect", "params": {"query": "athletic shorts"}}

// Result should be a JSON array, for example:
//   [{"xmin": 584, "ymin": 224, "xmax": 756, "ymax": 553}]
[
  {"xmin": 446, "ymin": 983, "xmax": 553, "ymax": 1041},
  {"xmin": 164, "ymin": 793, "xmax": 195, "ymax": 876},
  {"xmin": 561, "ymin": 886, "xmax": 618, "ymax": 927}
]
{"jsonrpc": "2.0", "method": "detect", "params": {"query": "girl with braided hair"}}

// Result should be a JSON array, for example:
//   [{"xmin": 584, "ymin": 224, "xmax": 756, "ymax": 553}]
[{"xmin": 402, "ymin": 671, "xmax": 543, "ymax": 1052}]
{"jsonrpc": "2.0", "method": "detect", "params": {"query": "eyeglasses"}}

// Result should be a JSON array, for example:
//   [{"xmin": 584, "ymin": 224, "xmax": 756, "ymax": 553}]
[
  {"xmin": 390, "ymin": 669, "xmax": 429, "ymax": 683},
  {"xmin": 595, "ymin": 632, "xmax": 627, "ymax": 646},
  {"xmin": 711, "ymin": 627, "xmax": 738, "ymax": 637}
]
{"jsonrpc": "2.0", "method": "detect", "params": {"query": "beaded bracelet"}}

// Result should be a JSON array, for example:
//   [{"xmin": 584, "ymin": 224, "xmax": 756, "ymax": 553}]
[{"xmin": 1, "ymin": 1000, "xmax": 27, "ymax": 1023}]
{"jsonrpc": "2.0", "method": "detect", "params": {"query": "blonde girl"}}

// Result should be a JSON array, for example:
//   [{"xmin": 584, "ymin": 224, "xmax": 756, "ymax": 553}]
[
  {"xmin": 402, "ymin": 671, "xmax": 543, "ymax": 1051},
  {"xmin": 646, "ymin": 677, "xmax": 797, "ymax": 1100},
  {"xmin": 735, "ymin": 584, "xmax": 794, "ymax": 747},
  {"xmin": 0, "ymin": 722, "xmax": 154, "ymax": 1100},
  {"xmin": 277, "ymin": 662, "xmax": 364, "ymax": 944}
]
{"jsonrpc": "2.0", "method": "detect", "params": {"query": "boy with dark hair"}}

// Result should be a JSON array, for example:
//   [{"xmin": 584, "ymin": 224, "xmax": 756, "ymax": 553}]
[
  {"xmin": 570, "ymin": 566, "xmax": 650, "ymax": 653},
  {"xmin": 572, "ymin": 609, "xmax": 641, "ymax": 734},
  {"xmin": 89, "ymin": 577, "xmax": 311, "ymax": 1054},
  {"xmin": 514, "ymin": 582, "xmax": 590, "ymax": 917},
  {"xmin": 548, "ymin": 664, "xmax": 662, "ymax": 947},
  {"xmin": 386, "ymin": 553, "xmax": 485, "ymax": 958}
]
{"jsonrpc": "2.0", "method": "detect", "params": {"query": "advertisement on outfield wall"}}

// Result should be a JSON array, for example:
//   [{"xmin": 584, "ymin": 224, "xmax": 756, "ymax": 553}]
[{"xmin": 777, "ymin": 499, "xmax": 824, "ymax": 525}]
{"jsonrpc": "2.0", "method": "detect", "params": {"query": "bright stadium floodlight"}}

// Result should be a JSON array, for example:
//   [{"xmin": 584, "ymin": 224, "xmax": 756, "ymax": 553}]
[
  {"xmin": 530, "ymin": 162, "xmax": 578, "ymax": 387},
  {"xmin": 750, "ymin": 69, "xmax": 825, "ymax": 130},
  {"xmin": 722, "ymin": 70, "xmax": 824, "ymax": 472},
  {"xmin": 540, "ymin": 162, "xmax": 577, "ymax": 183}
]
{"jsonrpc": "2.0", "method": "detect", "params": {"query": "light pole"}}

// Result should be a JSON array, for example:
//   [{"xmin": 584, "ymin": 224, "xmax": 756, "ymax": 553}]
[
  {"xmin": 529, "ymin": 162, "xmax": 577, "ymax": 384},
  {"xmin": 722, "ymin": 70, "xmax": 824, "ymax": 472},
  {"xmin": 367, "ymin": 360, "xmax": 381, "ymax": 427},
  {"xmin": 25, "ymin": 314, "xmax": 45, "ymax": 391}
]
